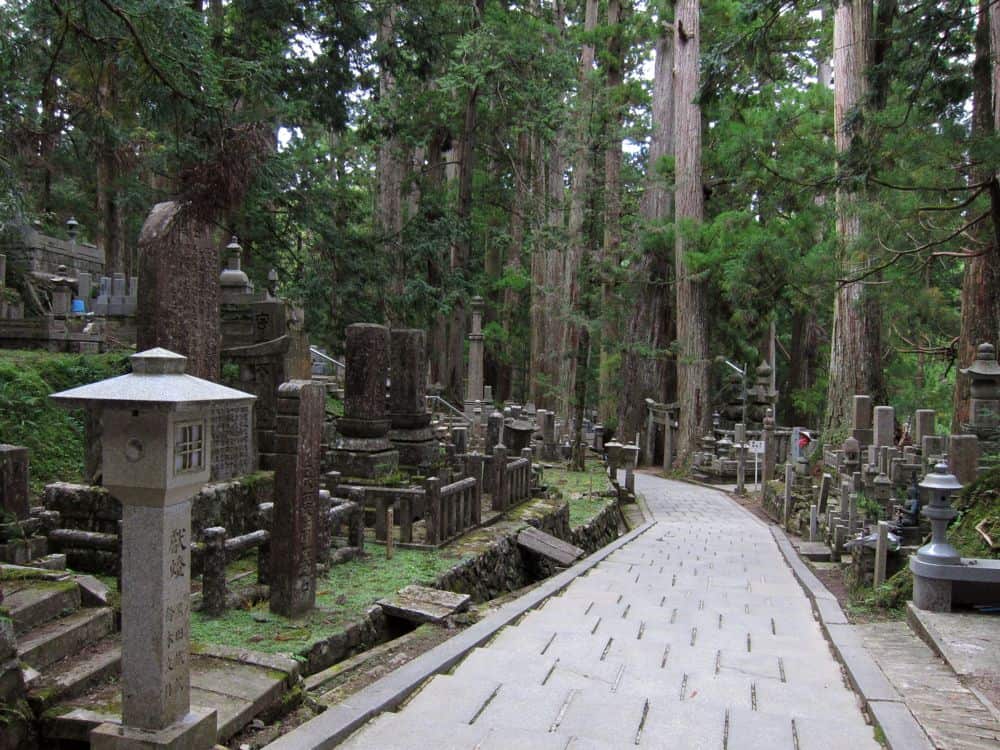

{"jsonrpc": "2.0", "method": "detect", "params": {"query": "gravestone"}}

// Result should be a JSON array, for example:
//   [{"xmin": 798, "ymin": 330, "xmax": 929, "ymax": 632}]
[
  {"xmin": 389, "ymin": 328, "xmax": 439, "ymax": 467},
  {"xmin": 540, "ymin": 410, "xmax": 557, "ymax": 461},
  {"xmin": 270, "ymin": 380, "xmax": 324, "ymax": 617},
  {"xmin": 0, "ymin": 445, "xmax": 30, "ymax": 519},
  {"xmin": 486, "ymin": 410, "xmax": 504, "ymax": 455},
  {"xmin": 914, "ymin": 410, "xmax": 936, "ymax": 444},
  {"xmin": 852, "ymin": 395, "xmax": 874, "ymax": 446},
  {"xmin": 331, "ymin": 324, "xmax": 399, "ymax": 479},
  {"xmin": 962, "ymin": 342, "xmax": 1000, "ymax": 437},
  {"xmin": 873, "ymin": 406, "xmax": 894, "ymax": 448},
  {"xmin": 136, "ymin": 201, "xmax": 220, "ymax": 381},
  {"xmin": 464, "ymin": 296, "xmax": 485, "ymax": 416},
  {"xmin": 948, "ymin": 434, "xmax": 979, "ymax": 487}
]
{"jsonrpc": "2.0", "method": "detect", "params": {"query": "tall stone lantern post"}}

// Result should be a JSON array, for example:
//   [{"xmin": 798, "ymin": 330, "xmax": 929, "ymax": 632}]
[
  {"xmin": 910, "ymin": 462, "xmax": 963, "ymax": 611},
  {"xmin": 465, "ymin": 296, "xmax": 485, "ymax": 417},
  {"xmin": 51, "ymin": 348, "xmax": 255, "ymax": 750}
]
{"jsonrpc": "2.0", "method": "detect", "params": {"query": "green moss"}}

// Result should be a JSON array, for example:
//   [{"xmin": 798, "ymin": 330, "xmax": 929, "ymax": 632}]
[
  {"xmin": 190, "ymin": 547, "xmax": 465, "ymax": 655},
  {"xmin": 0, "ymin": 349, "xmax": 131, "ymax": 494},
  {"xmin": 326, "ymin": 396, "xmax": 344, "ymax": 417},
  {"xmin": 545, "ymin": 462, "xmax": 614, "ymax": 528},
  {"xmin": 950, "ymin": 465, "xmax": 1000, "ymax": 559}
]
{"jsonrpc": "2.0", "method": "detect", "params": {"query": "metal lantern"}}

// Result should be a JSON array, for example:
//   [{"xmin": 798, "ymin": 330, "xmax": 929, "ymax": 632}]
[{"xmin": 916, "ymin": 461, "xmax": 963, "ymax": 565}]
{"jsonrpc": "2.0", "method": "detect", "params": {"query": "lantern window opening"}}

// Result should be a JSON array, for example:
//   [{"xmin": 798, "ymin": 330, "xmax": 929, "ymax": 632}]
[{"xmin": 173, "ymin": 421, "xmax": 205, "ymax": 475}]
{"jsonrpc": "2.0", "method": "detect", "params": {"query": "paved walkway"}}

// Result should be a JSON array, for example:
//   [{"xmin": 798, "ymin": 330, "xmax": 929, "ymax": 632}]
[{"xmin": 341, "ymin": 475, "xmax": 879, "ymax": 749}]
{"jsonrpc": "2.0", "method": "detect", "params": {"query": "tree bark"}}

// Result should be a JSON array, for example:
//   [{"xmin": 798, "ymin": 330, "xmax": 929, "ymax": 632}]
[
  {"xmin": 674, "ymin": 0, "xmax": 709, "ymax": 459},
  {"xmin": 559, "ymin": 0, "xmax": 600, "ymax": 418},
  {"xmin": 375, "ymin": 6, "xmax": 405, "ymax": 324},
  {"xmin": 598, "ymin": 0, "xmax": 624, "ymax": 425},
  {"xmin": 95, "ymin": 61, "xmax": 125, "ymax": 275},
  {"xmin": 618, "ymin": 15, "xmax": 675, "ymax": 446},
  {"xmin": 953, "ymin": 0, "xmax": 1000, "ymax": 430},
  {"xmin": 823, "ymin": 0, "xmax": 882, "ymax": 434}
]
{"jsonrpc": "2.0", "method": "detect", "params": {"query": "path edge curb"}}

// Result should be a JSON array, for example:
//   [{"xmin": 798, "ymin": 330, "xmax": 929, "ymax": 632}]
[
  {"xmin": 266, "ymin": 519, "xmax": 657, "ymax": 750},
  {"xmin": 769, "ymin": 525, "xmax": 935, "ymax": 750}
]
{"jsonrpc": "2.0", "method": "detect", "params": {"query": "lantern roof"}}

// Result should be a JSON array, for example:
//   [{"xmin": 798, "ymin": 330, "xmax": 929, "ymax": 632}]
[
  {"xmin": 50, "ymin": 348, "xmax": 255, "ymax": 410},
  {"xmin": 918, "ymin": 461, "xmax": 963, "ymax": 494},
  {"xmin": 960, "ymin": 342, "xmax": 1000, "ymax": 378}
]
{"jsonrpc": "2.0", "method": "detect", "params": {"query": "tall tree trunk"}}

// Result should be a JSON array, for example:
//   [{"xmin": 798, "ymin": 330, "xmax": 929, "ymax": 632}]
[
  {"xmin": 530, "ymin": 2, "xmax": 567, "ymax": 412},
  {"xmin": 598, "ymin": 0, "xmax": 624, "ymax": 426},
  {"xmin": 375, "ymin": 6, "xmax": 405, "ymax": 324},
  {"xmin": 953, "ymin": 0, "xmax": 1000, "ymax": 430},
  {"xmin": 560, "ymin": 0, "xmax": 601, "ymax": 418},
  {"xmin": 446, "ymin": 0, "xmax": 486, "ymax": 404},
  {"xmin": 95, "ymin": 62, "xmax": 124, "ymax": 275},
  {"xmin": 674, "ymin": 0, "xmax": 709, "ymax": 459},
  {"xmin": 618, "ymin": 14, "xmax": 675, "ymax": 446},
  {"xmin": 823, "ymin": 0, "xmax": 882, "ymax": 434},
  {"xmin": 500, "ymin": 132, "xmax": 531, "ymax": 401},
  {"xmin": 425, "ymin": 129, "xmax": 450, "ymax": 390}
]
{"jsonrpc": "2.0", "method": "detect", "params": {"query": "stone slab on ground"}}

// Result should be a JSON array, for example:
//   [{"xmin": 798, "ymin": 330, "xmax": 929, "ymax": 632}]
[
  {"xmin": 794, "ymin": 540, "xmax": 832, "ymax": 562},
  {"xmin": 858, "ymin": 621, "xmax": 1000, "ymax": 749},
  {"xmin": 517, "ymin": 526, "xmax": 585, "ymax": 566},
  {"xmin": 906, "ymin": 602, "xmax": 1000, "ymax": 680},
  {"xmin": 42, "ymin": 651, "xmax": 296, "ymax": 745},
  {"xmin": 378, "ymin": 584, "xmax": 471, "ymax": 625}
]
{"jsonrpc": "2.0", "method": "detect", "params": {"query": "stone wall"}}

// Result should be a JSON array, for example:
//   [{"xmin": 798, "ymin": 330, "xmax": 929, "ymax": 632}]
[
  {"xmin": 570, "ymin": 502, "xmax": 623, "ymax": 553},
  {"xmin": 43, "ymin": 472, "xmax": 275, "ymax": 572}
]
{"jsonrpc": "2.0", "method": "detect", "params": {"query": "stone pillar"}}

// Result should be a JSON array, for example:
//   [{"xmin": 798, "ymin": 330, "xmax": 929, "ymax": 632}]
[
  {"xmin": 452, "ymin": 425, "xmax": 468, "ymax": 455},
  {"xmin": 487, "ymin": 410, "xmax": 504, "ymax": 455},
  {"xmin": 735, "ymin": 423, "xmax": 746, "ymax": 495},
  {"xmin": 465, "ymin": 296, "xmax": 485, "ymax": 414},
  {"xmin": 873, "ymin": 521, "xmax": 889, "ymax": 587},
  {"xmin": 201, "ymin": 527, "xmax": 227, "ymax": 617},
  {"xmin": 270, "ymin": 380, "xmax": 323, "ymax": 617},
  {"xmin": 424, "ymin": 477, "xmax": 441, "ymax": 546},
  {"xmin": 331, "ymin": 324, "xmax": 399, "ymax": 479},
  {"xmin": 873, "ymin": 406, "xmax": 895, "ymax": 449},
  {"xmin": 914, "ymin": 410, "xmax": 936, "ymax": 445},
  {"xmin": 762, "ymin": 409, "xmax": 776, "ymax": 483},
  {"xmin": 852, "ymin": 395, "xmax": 873, "ymax": 446},
  {"xmin": 136, "ymin": 201, "xmax": 220, "ymax": 381},
  {"xmin": 817, "ymin": 473, "xmax": 832, "ymax": 514},
  {"xmin": 492, "ymin": 444, "xmax": 508, "ymax": 511},
  {"xmin": 541, "ymin": 411, "xmax": 557, "ymax": 461},
  {"xmin": 0, "ymin": 445, "xmax": 30, "ymax": 519},
  {"xmin": 783, "ymin": 463, "xmax": 794, "ymax": 530},
  {"xmin": 389, "ymin": 328, "xmax": 437, "ymax": 467},
  {"xmin": 948, "ymin": 434, "xmax": 979, "ymax": 486},
  {"xmin": 663, "ymin": 418, "xmax": 673, "ymax": 472},
  {"xmin": 645, "ymin": 409, "xmax": 656, "ymax": 466},
  {"xmin": 809, "ymin": 504, "xmax": 818, "ymax": 542},
  {"xmin": 110, "ymin": 501, "xmax": 216, "ymax": 741}
]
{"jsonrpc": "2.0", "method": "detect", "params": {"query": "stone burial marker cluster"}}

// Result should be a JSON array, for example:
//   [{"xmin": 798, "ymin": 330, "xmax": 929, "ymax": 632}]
[{"xmin": 50, "ymin": 348, "xmax": 255, "ymax": 750}]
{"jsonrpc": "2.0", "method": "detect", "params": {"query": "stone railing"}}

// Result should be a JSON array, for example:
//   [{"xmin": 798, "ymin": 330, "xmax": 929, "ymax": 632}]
[
  {"xmin": 490, "ymin": 446, "xmax": 533, "ymax": 512},
  {"xmin": 424, "ymin": 476, "xmax": 480, "ymax": 546}
]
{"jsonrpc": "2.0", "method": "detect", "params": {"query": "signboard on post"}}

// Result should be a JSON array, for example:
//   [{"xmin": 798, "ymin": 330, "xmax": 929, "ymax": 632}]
[{"xmin": 747, "ymin": 440, "xmax": 764, "ymax": 490}]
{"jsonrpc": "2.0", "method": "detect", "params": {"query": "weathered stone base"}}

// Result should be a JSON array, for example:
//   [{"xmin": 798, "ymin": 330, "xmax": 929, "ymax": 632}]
[
  {"xmin": 0, "ymin": 536, "xmax": 47, "ymax": 564},
  {"xmin": 912, "ymin": 574, "xmax": 951, "ymax": 612},
  {"xmin": 90, "ymin": 708, "xmax": 217, "ymax": 750},
  {"xmin": 328, "ymin": 448, "xmax": 399, "ymax": 481},
  {"xmin": 390, "ymin": 438, "xmax": 441, "ymax": 468}
]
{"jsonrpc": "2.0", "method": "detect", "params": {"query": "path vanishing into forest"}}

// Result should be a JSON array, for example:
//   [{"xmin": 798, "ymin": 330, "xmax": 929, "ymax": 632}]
[{"xmin": 338, "ymin": 475, "xmax": 879, "ymax": 749}]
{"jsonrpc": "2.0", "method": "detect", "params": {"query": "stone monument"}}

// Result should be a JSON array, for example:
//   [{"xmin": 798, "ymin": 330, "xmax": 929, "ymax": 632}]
[
  {"xmin": 464, "ymin": 296, "xmax": 485, "ymax": 417},
  {"xmin": 136, "ymin": 202, "xmax": 221, "ymax": 381},
  {"xmin": 331, "ymin": 323, "xmax": 399, "ymax": 479},
  {"xmin": 389, "ymin": 328, "xmax": 439, "ymax": 467},
  {"xmin": 51, "ymin": 348, "xmax": 255, "ymax": 750}
]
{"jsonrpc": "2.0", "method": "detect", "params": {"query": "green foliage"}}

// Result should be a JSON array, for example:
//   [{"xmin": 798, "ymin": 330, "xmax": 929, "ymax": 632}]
[{"xmin": 0, "ymin": 350, "xmax": 130, "ymax": 494}]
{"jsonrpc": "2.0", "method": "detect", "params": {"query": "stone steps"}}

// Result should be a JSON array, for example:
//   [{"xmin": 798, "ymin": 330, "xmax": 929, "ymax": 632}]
[
  {"xmin": 4, "ymin": 579, "xmax": 81, "ymax": 635},
  {"xmin": 17, "ymin": 606, "xmax": 114, "ymax": 671},
  {"xmin": 27, "ymin": 635, "xmax": 121, "ymax": 712}
]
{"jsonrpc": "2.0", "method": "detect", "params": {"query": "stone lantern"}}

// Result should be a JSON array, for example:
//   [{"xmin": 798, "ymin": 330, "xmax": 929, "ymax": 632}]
[
  {"xmin": 842, "ymin": 435, "xmax": 860, "ymax": 474},
  {"xmin": 219, "ymin": 236, "xmax": 252, "ymax": 298},
  {"xmin": 910, "ymin": 462, "xmax": 962, "ymax": 610},
  {"xmin": 51, "ymin": 348, "xmax": 255, "ymax": 750},
  {"xmin": 961, "ymin": 342, "xmax": 1000, "ymax": 436}
]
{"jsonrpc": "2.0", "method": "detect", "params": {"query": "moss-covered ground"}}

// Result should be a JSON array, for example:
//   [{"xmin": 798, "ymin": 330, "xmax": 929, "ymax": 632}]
[
  {"xmin": 544, "ymin": 460, "xmax": 613, "ymax": 527},
  {"xmin": 188, "ymin": 547, "xmax": 465, "ymax": 657},
  {"xmin": 0, "ymin": 349, "xmax": 131, "ymax": 495}
]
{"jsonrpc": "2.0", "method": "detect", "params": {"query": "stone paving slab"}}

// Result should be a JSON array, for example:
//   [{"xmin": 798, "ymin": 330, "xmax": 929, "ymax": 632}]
[{"xmin": 336, "ymin": 475, "xmax": 878, "ymax": 749}]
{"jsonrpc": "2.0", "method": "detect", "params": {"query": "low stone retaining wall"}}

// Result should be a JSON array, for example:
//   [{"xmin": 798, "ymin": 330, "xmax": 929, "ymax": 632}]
[{"xmin": 571, "ymin": 502, "xmax": 622, "ymax": 553}]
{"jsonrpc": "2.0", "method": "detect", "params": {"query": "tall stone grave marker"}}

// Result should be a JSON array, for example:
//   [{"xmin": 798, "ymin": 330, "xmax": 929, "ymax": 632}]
[
  {"xmin": 852, "ymin": 395, "xmax": 874, "ymax": 446},
  {"xmin": 331, "ymin": 324, "xmax": 399, "ymax": 478},
  {"xmin": 873, "ymin": 406, "xmax": 894, "ymax": 448},
  {"xmin": 136, "ymin": 202, "xmax": 220, "ymax": 381},
  {"xmin": 465, "ymin": 296, "xmax": 485, "ymax": 416},
  {"xmin": 0, "ymin": 445, "xmax": 29, "ymax": 519},
  {"xmin": 389, "ymin": 328, "xmax": 439, "ymax": 467},
  {"xmin": 270, "ymin": 380, "xmax": 323, "ymax": 617}
]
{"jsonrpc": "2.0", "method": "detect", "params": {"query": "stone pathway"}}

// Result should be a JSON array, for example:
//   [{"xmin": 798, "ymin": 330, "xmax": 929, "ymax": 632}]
[
  {"xmin": 858, "ymin": 621, "xmax": 1000, "ymax": 749},
  {"xmin": 340, "ymin": 475, "xmax": 879, "ymax": 749}
]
